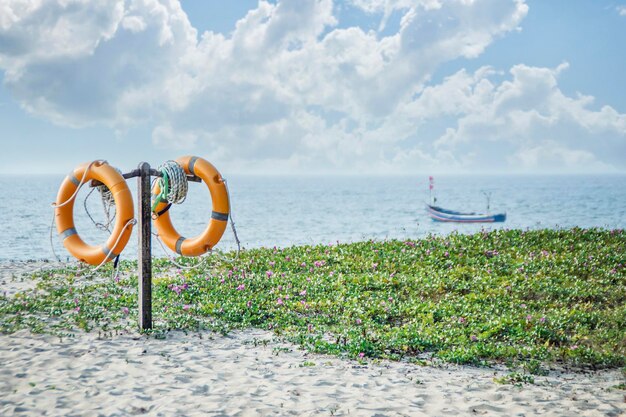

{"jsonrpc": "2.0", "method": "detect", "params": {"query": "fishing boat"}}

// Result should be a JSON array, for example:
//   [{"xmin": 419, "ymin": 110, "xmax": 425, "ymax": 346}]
[
  {"xmin": 425, "ymin": 204, "xmax": 506, "ymax": 223},
  {"xmin": 425, "ymin": 176, "xmax": 506, "ymax": 223}
]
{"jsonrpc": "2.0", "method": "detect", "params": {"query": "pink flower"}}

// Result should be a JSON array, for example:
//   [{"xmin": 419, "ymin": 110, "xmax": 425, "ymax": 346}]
[
  {"xmin": 356, "ymin": 318, "xmax": 362, "ymax": 325},
  {"xmin": 285, "ymin": 256, "xmax": 291, "ymax": 261},
  {"xmin": 122, "ymin": 307, "xmax": 129, "ymax": 315},
  {"xmin": 300, "ymin": 290, "xmax": 307, "ymax": 296},
  {"xmin": 458, "ymin": 317, "xmax": 466, "ymax": 324},
  {"xmin": 526, "ymin": 315, "xmax": 532, "ymax": 321},
  {"xmin": 470, "ymin": 335, "xmax": 478, "ymax": 342},
  {"xmin": 539, "ymin": 317, "xmax": 546, "ymax": 323},
  {"xmin": 246, "ymin": 301, "xmax": 252, "ymax": 308},
  {"xmin": 183, "ymin": 304, "xmax": 190, "ymax": 311},
  {"xmin": 300, "ymin": 262, "xmax": 306, "ymax": 268},
  {"xmin": 276, "ymin": 298, "xmax": 284, "ymax": 305},
  {"xmin": 358, "ymin": 352, "xmax": 365, "ymax": 358},
  {"xmin": 570, "ymin": 345, "xmax": 578, "ymax": 350},
  {"xmin": 269, "ymin": 261, "xmax": 275, "ymax": 267},
  {"xmin": 236, "ymin": 284, "xmax": 245, "ymax": 291},
  {"xmin": 444, "ymin": 251, "xmax": 449, "ymax": 257},
  {"xmin": 74, "ymin": 306, "xmax": 80, "ymax": 312},
  {"xmin": 266, "ymin": 270, "xmax": 273, "ymax": 278}
]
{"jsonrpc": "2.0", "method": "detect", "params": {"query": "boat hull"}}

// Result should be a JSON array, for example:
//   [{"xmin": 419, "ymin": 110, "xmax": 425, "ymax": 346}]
[{"xmin": 426, "ymin": 204, "xmax": 506, "ymax": 223}]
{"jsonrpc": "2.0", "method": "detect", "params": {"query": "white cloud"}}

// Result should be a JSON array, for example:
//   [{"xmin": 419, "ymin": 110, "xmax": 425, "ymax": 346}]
[
  {"xmin": 617, "ymin": 5, "xmax": 626, "ymax": 16},
  {"xmin": 0, "ymin": 0, "xmax": 196, "ymax": 127},
  {"xmin": 0, "ymin": 0, "xmax": 624, "ymax": 174},
  {"xmin": 429, "ymin": 63, "xmax": 626, "ymax": 173}
]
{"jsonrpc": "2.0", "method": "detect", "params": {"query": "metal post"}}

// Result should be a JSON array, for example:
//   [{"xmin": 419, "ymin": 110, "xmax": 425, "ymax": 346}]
[{"xmin": 137, "ymin": 162, "xmax": 152, "ymax": 330}]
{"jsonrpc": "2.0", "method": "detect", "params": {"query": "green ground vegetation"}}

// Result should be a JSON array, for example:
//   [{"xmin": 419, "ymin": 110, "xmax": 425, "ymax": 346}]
[{"xmin": 1, "ymin": 228, "xmax": 625, "ymax": 370}]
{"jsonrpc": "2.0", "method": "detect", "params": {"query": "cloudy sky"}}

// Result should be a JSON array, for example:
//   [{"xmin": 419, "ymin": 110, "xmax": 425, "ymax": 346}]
[{"xmin": 1, "ymin": 0, "xmax": 625, "ymax": 175}]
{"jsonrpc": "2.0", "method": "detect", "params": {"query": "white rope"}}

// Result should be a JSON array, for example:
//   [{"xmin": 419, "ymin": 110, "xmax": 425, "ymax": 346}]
[
  {"xmin": 49, "ymin": 211, "xmax": 62, "ymax": 262},
  {"xmin": 84, "ymin": 187, "xmax": 116, "ymax": 232},
  {"xmin": 157, "ymin": 160, "xmax": 188, "ymax": 205},
  {"xmin": 152, "ymin": 231, "xmax": 211, "ymax": 271},
  {"xmin": 49, "ymin": 160, "xmax": 135, "ymax": 278},
  {"xmin": 48, "ymin": 216, "xmax": 136, "ymax": 278},
  {"xmin": 92, "ymin": 166, "xmax": 121, "ymax": 231},
  {"xmin": 193, "ymin": 177, "xmax": 243, "ymax": 265},
  {"xmin": 83, "ymin": 218, "xmax": 137, "ymax": 274},
  {"xmin": 150, "ymin": 177, "xmax": 241, "ymax": 268},
  {"xmin": 50, "ymin": 160, "xmax": 106, "ymax": 261},
  {"xmin": 51, "ymin": 160, "xmax": 107, "ymax": 209}
]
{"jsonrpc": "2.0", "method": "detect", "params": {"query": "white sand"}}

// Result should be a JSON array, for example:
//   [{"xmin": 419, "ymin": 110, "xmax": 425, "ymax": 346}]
[
  {"xmin": 1, "ymin": 329, "xmax": 624, "ymax": 416},
  {"xmin": 0, "ymin": 260, "xmax": 66, "ymax": 297},
  {"xmin": 1, "ymin": 264, "xmax": 625, "ymax": 416}
]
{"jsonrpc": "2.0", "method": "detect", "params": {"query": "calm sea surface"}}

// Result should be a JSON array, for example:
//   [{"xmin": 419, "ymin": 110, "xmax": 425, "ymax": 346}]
[{"xmin": 1, "ymin": 175, "xmax": 625, "ymax": 261}]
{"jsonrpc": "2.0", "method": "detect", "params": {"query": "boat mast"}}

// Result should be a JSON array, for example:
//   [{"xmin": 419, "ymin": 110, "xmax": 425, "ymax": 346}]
[
  {"xmin": 429, "ymin": 176, "xmax": 435, "ymax": 204},
  {"xmin": 482, "ymin": 191, "xmax": 491, "ymax": 213}
]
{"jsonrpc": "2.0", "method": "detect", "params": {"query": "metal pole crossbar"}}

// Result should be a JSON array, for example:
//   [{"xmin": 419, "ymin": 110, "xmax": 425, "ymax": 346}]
[{"xmin": 89, "ymin": 162, "xmax": 201, "ymax": 330}]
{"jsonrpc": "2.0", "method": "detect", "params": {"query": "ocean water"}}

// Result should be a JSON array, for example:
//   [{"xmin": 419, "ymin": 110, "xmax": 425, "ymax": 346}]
[{"xmin": 0, "ymin": 174, "xmax": 625, "ymax": 262}]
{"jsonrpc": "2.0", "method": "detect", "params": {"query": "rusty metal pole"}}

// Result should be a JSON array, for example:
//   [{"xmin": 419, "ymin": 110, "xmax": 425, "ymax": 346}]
[{"xmin": 137, "ymin": 162, "xmax": 152, "ymax": 330}]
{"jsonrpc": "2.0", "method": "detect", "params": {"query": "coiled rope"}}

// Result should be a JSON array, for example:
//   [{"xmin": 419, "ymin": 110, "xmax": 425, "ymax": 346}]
[{"xmin": 151, "ymin": 160, "xmax": 188, "ymax": 215}]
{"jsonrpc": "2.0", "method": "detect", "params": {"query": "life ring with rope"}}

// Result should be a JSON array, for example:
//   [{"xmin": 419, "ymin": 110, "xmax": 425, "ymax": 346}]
[
  {"xmin": 152, "ymin": 156, "xmax": 230, "ymax": 256},
  {"xmin": 54, "ymin": 161, "xmax": 135, "ymax": 265}
]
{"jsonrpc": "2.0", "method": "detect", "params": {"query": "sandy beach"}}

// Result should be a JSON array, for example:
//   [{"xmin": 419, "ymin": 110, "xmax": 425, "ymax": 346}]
[
  {"xmin": 1, "ymin": 264, "xmax": 625, "ymax": 416},
  {"xmin": 0, "ymin": 329, "xmax": 624, "ymax": 416}
]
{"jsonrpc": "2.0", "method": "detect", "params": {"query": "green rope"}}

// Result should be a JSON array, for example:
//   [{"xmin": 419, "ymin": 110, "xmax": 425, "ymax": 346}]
[{"xmin": 151, "ymin": 170, "xmax": 170, "ymax": 213}]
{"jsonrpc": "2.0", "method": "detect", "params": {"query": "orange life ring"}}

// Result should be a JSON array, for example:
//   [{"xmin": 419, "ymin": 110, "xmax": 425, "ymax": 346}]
[
  {"xmin": 55, "ymin": 161, "xmax": 135, "ymax": 265},
  {"xmin": 152, "ymin": 156, "xmax": 229, "ymax": 256}
]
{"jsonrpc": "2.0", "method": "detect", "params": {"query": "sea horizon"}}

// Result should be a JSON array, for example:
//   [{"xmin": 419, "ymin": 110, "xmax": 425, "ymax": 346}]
[{"xmin": 2, "ymin": 173, "xmax": 625, "ymax": 262}]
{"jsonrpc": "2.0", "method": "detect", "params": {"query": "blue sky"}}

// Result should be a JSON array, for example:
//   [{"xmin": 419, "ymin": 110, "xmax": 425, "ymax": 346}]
[{"xmin": 1, "ymin": 0, "xmax": 625, "ymax": 175}]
